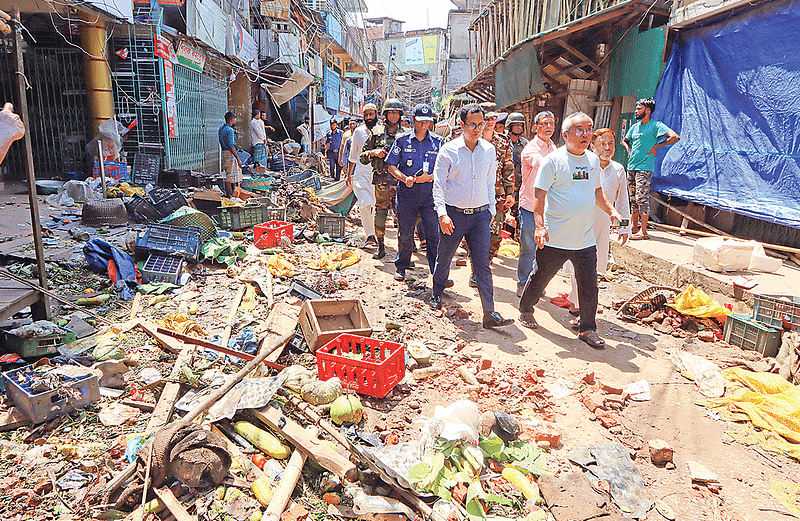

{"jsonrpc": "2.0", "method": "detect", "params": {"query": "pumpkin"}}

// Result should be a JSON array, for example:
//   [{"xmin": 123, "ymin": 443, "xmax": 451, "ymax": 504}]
[
  {"xmin": 330, "ymin": 395, "xmax": 363, "ymax": 425},
  {"xmin": 281, "ymin": 365, "xmax": 315, "ymax": 392},
  {"xmin": 300, "ymin": 378, "xmax": 343, "ymax": 405}
]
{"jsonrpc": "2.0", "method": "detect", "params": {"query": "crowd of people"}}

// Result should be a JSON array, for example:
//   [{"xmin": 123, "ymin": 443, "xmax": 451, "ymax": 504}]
[{"xmin": 219, "ymin": 97, "xmax": 678, "ymax": 348}]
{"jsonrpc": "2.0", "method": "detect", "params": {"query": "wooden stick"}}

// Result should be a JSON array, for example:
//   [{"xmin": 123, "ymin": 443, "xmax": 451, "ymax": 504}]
[
  {"xmin": 263, "ymin": 428, "xmax": 317, "ymax": 521},
  {"xmin": 138, "ymin": 321, "xmax": 183, "ymax": 354},
  {"xmin": 266, "ymin": 271, "xmax": 274, "ymax": 310},
  {"xmin": 129, "ymin": 292, "xmax": 142, "ymax": 320},
  {"xmin": 651, "ymin": 222, "xmax": 800, "ymax": 256},
  {"xmin": 222, "ymin": 284, "xmax": 247, "ymax": 347},
  {"xmin": 650, "ymin": 197, "xmax": 726, "ymax": 236},
  {"xmin": 155, "ymin": 326, "xmax": 286, "ymax": 371}
]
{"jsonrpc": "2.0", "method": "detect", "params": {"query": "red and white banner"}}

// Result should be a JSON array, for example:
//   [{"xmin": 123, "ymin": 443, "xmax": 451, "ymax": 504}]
[{"xmin": 163, "ymin": 60, "xmax": 177, "ymax": 138}]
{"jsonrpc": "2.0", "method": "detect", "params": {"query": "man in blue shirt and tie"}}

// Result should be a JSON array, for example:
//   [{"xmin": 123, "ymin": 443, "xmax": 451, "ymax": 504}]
[
  {"xmin": 430, "ymin": 104, "xmax": 514, "ymax": 329},
  {"xmin": 386, "ymin": 104, "xmax": 444, "ymax": 281}
]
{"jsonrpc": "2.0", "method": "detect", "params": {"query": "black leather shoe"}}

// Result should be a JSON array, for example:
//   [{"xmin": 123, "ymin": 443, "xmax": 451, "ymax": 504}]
[
  {"xmin": 483, "ymin": 311, "xmax": 514, "ymax": 329},
  {"xmin": 373, "ymin": 247, "xmax": 386, "ymax": 259},
  {"xmin": 445, "ymin": 279, "xmax": 454, "ymax": 288},
  {"xmin": 365, "ymin": 235, "xmax": 378, "ymax": 245},
  {"xmin": 430, "ymin": 295, "xmax": 442, "ymax": 310},
  {"xmin": 469, "ymin": 275, "xmax": 478, "ymax": 288}
]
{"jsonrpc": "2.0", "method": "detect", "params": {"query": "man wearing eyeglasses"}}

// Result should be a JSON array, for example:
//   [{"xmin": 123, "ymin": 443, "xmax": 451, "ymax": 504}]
[
  {"xmin": 517, "ymin": 111, "xmax": 557, "ymax": 297},
  {"xmin": 430, "ymin": 103, "xmax": 514, "ymax": 329},
  {"xmin": 517, "ymin": 112, "xmax": 622, "ymax": 349}
]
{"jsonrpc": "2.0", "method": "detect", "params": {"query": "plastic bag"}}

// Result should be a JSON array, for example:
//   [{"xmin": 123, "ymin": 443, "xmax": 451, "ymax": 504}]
[
  {"xmin": 497, "ymin": 238, "xmax": 520, "ymax": 258},
  {"xmin": 415, "ymin": 400, "xmax": 481, "ymax": 458},
  {"xmin": 668, "ymin": 284, "xmax": 731, "ymax": 320},
  {"xmin": 305, "ymin": 249, "xmax": 360, "ymax": 271},
  {"xmin": 668, "ymin": 349, "xmax": 725, "ymax": 397}
]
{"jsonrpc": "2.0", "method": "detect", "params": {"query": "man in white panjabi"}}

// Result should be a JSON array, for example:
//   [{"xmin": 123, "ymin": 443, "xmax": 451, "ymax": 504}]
[{"xmin": 347, "ymin": 103, "xmax": 379, "ymax": 244}]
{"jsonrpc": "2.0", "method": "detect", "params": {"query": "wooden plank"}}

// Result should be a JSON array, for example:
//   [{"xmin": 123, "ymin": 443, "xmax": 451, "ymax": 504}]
[
  {"xmin": 252, "ymin": 404, "xmax": 358, "ymax": 481},
  {"xmin": 222, "ymin": 284, "xmax": 247, "ymax": 347},
  {"xmin": 129, "ymin": 292, "xmax": 142, "ymax": 320},
  {"xmin": 153, "ymin": 487, "xmax": 193, "ymax": 521},
  {"xmin": 0, "ymin": 407, "xmax": 31, "ymax": 431},
  {"xmin": 0, "ymin": 289, "xmax": 38, "ymax": 323},
  {"xmin": 138, "ymin": 320, "xmax": 183, "ymax": 354},
  {"xmin": 146, "ymin": 346, "xmax": 194, "ymax": 434}
]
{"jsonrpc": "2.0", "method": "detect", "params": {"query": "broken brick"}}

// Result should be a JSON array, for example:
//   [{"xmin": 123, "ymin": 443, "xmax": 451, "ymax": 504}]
[
  {"xmin": 581, "ymin": 371, "xmax": 595, "ymax": 384},
  {"xmin": 583, "ymin": 393, "xmax": 605, "ymax": 412},
  {"xmin": 534, "ymin": 423, "xmax": 561, "ymax": 448},
  {"xmin": 597, "ymin": 413, "xmax": 618, "ymax": 428},
  {"xmin": 281, "ymin": 503, "xmax": 310, "ymax": 521},
  {"xmin": 11, "ymin": 488, "xmax": 34, "ymax": 500},
  {"xmin": 476, "ymin": 369, "xmax": 495, "ymax": 385},
  {"xmin": 600, "ymin": 382, "xmax": 623, "ymax": 395},
  {"xmin": 648, "ymin": 439, "xmax": 674, "ymax": 465},
  {"xmin": 383, "ymin": 432, "xmax": 400, "ymax": 445},
  {"xmin": 33, "ymin": 479, "xmax": 52, "ymax": 495},
  {"xmin": 455, "ymin": 258, "xmax": 468, "ymax": 266},
  {"xmin": 0, "ymin": 476, "xmax": 20, "ymax": 490},
  {"xmin": 698, "ymin": 330, "xmax": 715, "ymax": 342},
  {"xmin": 478, "ymin": 356, "xmax": 492, "ymax": 372}
]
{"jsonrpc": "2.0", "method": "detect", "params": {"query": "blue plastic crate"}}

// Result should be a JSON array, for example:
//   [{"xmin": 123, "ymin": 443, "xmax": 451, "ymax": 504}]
[
  {"xmin": 135, "ymin": 224, "xmax": 201, "ymax": 262},
  {"xmin": 3, "ymin": 365, "xmax": 100, "ymax": 424},
  {"xmin": 142, "ymin": 254, "xmax": 184, "ymax": 284}
]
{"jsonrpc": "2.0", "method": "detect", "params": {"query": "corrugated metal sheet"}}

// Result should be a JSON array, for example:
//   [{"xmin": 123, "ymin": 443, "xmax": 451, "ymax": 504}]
[{"xmin": 608, "ymin": 27, "xmax": 667, "ymax": 99}]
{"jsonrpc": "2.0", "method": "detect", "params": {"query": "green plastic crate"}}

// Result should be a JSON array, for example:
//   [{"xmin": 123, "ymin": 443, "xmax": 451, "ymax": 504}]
[
  {"xmin": 219, "ymin": 205, "xmax": 268, "ymax": 230},
  {"xmin": 5, "ymin": 330, "xmax": 78, "ymax": 358},
  {"xmin": 723, "ymin": 313, "xmax": 782, "ymax": 357}
]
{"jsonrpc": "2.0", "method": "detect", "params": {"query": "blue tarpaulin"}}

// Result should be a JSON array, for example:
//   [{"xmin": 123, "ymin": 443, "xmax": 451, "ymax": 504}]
[{"xmin": 653, "ymin": 0, "xmax": 800, "ymax": 229}]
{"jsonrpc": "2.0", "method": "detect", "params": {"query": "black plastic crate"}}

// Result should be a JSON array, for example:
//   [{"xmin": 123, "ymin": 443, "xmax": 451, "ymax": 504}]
[
  {"xmin": 160, "ymin": 169, "xmax": 192, "ymax": 188},
  {"xmin": 149, "ymin": 189, "xmax": 189, "ymax": 219},
  {"xmin": 142, "ymin": 254, "xmax": 184, "ymax": 284},
  {"xmin": 135, "ymin": 224, "xmax": 201, "ymax": 262},
  {"xmin": 125, "ymin": 194, "xmax": 161, "ymax": 223},
  {"xmin": 3, "ymin": 365, "xmax": 100, "ymax": 424},
  {"xmin": 316, "ymin": 213, "xmax": 346, "ymax": 237},
  {"xmin": 218, "ymin": 205, "xmax": 266, "ymax": 230}
]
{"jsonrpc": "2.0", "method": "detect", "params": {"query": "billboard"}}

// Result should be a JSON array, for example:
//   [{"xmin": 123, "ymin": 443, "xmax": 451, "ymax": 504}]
[
  {"xmin": 423, "ymin": 35, "xmax": 438, "ymax": 64},
  {"xmin": 405, "ymin": 37, "xmax": 424, "ymax": 65}
]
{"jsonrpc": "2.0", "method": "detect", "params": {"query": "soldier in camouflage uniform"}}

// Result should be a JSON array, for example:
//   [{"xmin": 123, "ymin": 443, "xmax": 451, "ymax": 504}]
[
  {"xmin": 506, "ymin": 112, "xmax": 529, "ymax": 239},
  {"xmin": 359, "ymin": 98, "xmax": 405, "ymax": 259}
]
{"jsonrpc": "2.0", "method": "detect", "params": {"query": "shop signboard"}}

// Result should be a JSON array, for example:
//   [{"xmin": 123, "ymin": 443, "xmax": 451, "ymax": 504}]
[
  {"xmin": 227, "ymin": 15, "xmax": 259, "ymax": 68},
  {"xmin": 177, "ymin": 42, "xmax": 206, "ymax": 72}
]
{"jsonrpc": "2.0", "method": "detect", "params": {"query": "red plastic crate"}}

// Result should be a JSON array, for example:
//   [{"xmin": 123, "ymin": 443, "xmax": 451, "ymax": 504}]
[
  {"xmin": 254, "ymin": 221, "xmax": 293, "ymax": 249},
  {"xmin": 317, "ymin": 334, "xmax": 405, "ymax": 398}
]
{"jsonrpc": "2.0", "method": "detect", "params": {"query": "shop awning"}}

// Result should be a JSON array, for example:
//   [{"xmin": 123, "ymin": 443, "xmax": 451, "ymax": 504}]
[
  {"xmin": 263, "ymin": 63, "xmax": 314, "ymax": 106},
  {"xmin": 494, "ymin": 40, "xmax": 546, "ymax": 109}
]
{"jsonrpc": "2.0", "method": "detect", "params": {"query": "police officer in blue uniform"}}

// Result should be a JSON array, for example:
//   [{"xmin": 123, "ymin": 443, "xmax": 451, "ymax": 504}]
[{"xmin": 386, "ymin": 104, "xmax": 445, "ymax": 281}]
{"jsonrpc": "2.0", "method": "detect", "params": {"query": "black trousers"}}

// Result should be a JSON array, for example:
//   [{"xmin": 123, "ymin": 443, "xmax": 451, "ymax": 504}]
[{"xmin": 519, "ymin": 245, "xmax": 598, "ymax": 332}]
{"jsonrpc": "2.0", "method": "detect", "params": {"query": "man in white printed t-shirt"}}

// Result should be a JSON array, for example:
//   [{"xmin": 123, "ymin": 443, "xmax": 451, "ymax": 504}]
[{"xmin": 517, "ymin": 112, "xmax": 622, "ymax": 349}]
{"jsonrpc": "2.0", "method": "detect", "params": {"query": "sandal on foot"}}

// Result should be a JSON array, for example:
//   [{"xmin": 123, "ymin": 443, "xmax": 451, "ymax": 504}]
[
  {"xmin": 630, "ymin": 232, "xmax": 649, "ymax": 240},
  {"xmin": 520, "ymin": 312, "xmax": 538, "ymax": 329},
  {"xmin": 578, "ymin": 330, "xmax": 606, "ymax": 349},
  {"xmin": 569, "ymin": 318, "xmax": 581, "ymax": 330},
  {"xmin": 568, "ymin": 307, "xmax": 580, "ymax": 316}
]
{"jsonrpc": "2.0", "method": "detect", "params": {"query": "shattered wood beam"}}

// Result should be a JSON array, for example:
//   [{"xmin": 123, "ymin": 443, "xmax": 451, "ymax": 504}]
[
  {"xmin": 138, "ymin": 321, "xmax": 183, "ymax": 354},
  {"xmin": 146, "ymin": 345, "xmax": 195, "ymax": 434},
  {"xmin": 222, "ymin": 284, "xmax": 247, "ymax": 347},
  {"xmin": 556, "ymin": 39, "xmax": 603, "ymax": 74},
  {"xmin": 252, "ymin": 404, "xmax": 358, "ymax": 481}
]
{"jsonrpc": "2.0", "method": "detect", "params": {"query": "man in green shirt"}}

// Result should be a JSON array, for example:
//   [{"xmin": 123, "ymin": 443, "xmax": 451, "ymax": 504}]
[{"xmin": 622, "ymin": 98, "xmax": 680, "ymax": 239}]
